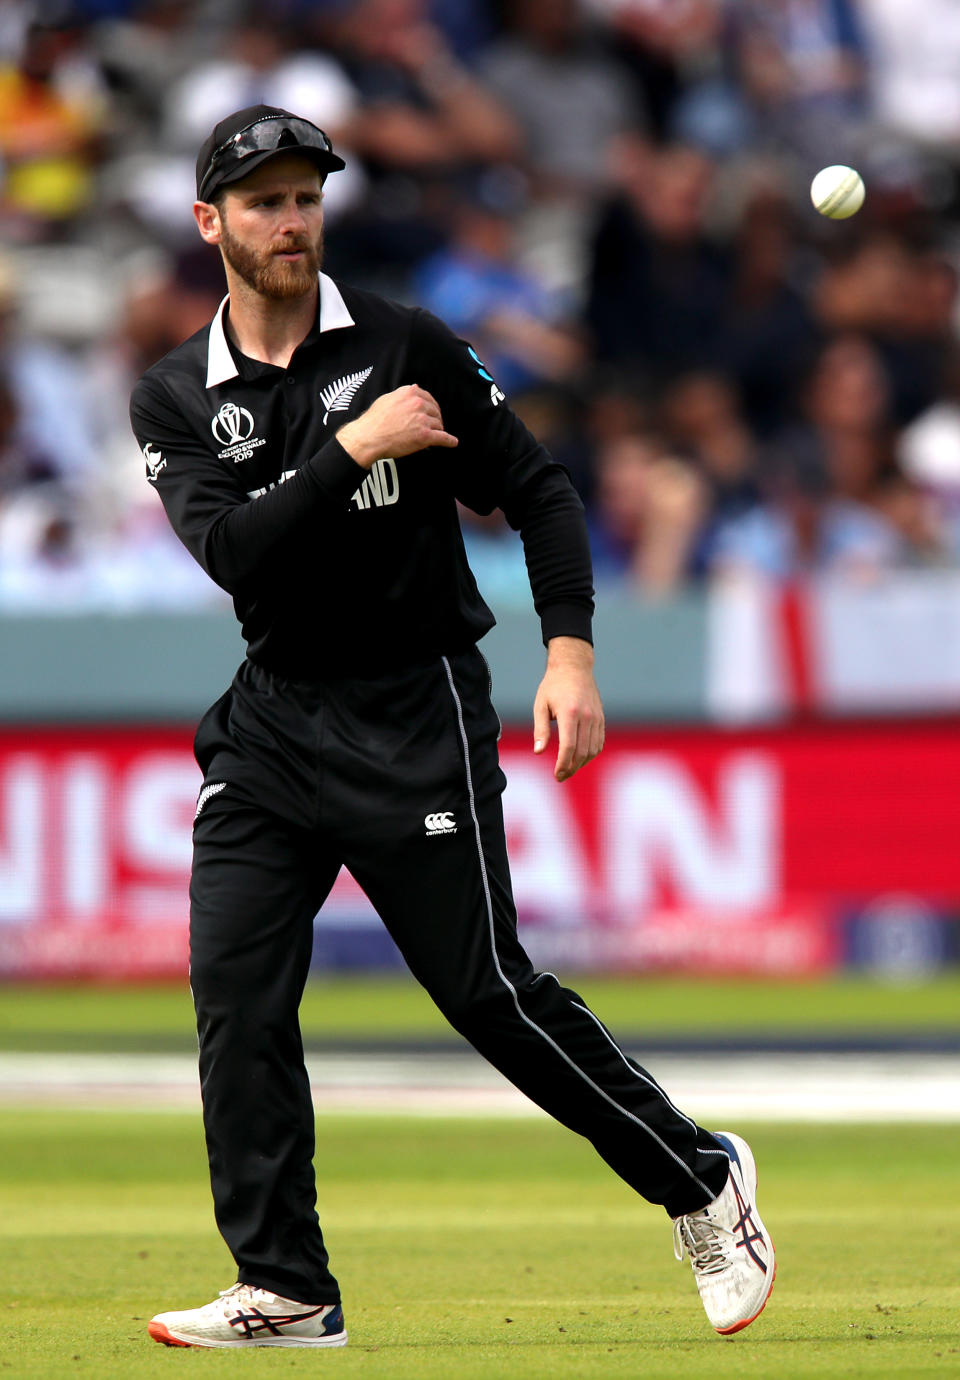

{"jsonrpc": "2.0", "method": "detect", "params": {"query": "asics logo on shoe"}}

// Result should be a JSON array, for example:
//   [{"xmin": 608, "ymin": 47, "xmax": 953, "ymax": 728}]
[
  {"xmin": 228, "ymin": 1305, "xmax": 333, "ymax": 1340},
  {"xmin": 732, "ymin": 1184, "xmax": 768, "ymax": 1273},
  {"xmin": 424, "ymin": 811, "xmax": 457, "ymax": 835}
]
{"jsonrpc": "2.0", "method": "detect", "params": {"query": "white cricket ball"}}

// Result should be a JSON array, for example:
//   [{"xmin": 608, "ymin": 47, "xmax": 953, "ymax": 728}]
[{"xmin": 810, "ymin": 165, "xmax": 865, "ymax": 219}]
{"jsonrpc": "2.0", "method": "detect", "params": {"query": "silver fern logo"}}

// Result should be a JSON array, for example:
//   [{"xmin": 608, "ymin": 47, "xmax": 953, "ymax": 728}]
[
  {"xmin": 320, "ymin": 366, "xmax": 373, "ymax": 424},
  {"xmin": 194, "ymin": 782, "xmax": 226, "ymax": 820}
]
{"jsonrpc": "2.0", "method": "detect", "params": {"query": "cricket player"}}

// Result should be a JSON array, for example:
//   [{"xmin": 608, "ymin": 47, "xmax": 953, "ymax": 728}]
[{"xmin": 129, "ymin": 105, "xmax": 775, "ymax": 1350}]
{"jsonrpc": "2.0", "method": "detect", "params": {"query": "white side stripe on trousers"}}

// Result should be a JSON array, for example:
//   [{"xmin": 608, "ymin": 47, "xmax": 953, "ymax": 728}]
[{"xmin": 441, "ymin": 657, "xmax": 718, "ymax": 1201}]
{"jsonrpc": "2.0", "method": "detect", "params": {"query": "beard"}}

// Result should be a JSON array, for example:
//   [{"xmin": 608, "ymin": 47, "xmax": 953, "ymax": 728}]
[{"xmin": 219, "ymin": 221, "xmax": 324, "ymax": 300}]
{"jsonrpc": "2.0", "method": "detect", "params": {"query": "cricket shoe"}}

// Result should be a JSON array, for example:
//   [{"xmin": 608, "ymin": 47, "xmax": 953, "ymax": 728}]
[
  {"xmin": 673, "ymin": 1132, "xmax": 775, "ymax": 1335},
  {"xmin": 147, "ymin": 1282, "xmax": 347, "ymax": 1348}
]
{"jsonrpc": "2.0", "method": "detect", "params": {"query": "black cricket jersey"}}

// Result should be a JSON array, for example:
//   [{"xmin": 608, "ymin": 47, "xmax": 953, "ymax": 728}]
[{"xmin": 129, "ymin": 273, "xmax": 594, "ymax": 679}]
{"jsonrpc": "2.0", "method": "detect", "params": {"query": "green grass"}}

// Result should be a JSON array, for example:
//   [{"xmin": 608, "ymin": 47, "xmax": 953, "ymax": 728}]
[
  {"xmin": 1, "ymin": 973, "xmax": 959, "ymax": 1051},
  {"xmin": 0, "ymin": 1112, "xmax": 957, "ymax": 1378}
]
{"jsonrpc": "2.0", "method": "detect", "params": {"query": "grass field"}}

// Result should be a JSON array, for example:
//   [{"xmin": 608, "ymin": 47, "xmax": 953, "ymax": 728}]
[
  {"xmin": 2, "ymin": 972, "xmax": 959, "ymax": 1050},
  {"xmin": 2, "ymin": 978, "xmax": 957, "ymax": 1375},
  {"xmin": 1, "ymin": 1112, "xmax": 957, "ymax": 1379}
]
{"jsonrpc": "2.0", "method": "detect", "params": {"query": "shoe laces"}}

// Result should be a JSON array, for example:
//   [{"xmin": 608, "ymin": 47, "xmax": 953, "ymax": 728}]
[
  {"xmin": 215, "ymin": 1283, "xmax": 260, "ymax": 1311},
  {"xmin": 673, "ymin": 1211, "xmax": 732, "ymax": 1277}
]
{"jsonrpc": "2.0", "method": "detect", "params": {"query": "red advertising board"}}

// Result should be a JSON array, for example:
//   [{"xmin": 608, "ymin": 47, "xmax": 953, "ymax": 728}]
[{"xmin": 1, "ymin": 720, "xmax": 958, "ymax": 978}]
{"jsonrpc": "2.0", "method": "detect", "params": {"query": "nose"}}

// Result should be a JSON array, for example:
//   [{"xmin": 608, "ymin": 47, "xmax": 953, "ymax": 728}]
[{"xmin": 277, "ymin": 195, "xmax": 309, "ymax": 234}]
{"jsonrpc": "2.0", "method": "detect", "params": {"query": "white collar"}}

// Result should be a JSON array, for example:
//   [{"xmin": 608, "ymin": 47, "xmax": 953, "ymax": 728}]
[{"xmin": 204, "ymin": 271, "xmax": 355, "ymax": 388}]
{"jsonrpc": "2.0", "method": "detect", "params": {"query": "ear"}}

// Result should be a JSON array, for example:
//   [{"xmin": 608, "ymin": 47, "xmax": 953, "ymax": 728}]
[{"xmin": 194, "ymin": 200, "xmax": 222, "ymax": 246}]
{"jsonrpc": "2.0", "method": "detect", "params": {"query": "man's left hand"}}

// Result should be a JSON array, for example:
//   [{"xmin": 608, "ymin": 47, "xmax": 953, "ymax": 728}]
[{"xmin": 532, "ymin": 637, "xmax": 605, "ymax": 783}]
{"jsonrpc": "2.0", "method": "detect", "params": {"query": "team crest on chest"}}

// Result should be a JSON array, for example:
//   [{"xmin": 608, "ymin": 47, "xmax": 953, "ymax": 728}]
[{"xmin": 320, "ymin": 366, "xmax": 373, "ymax": 424}]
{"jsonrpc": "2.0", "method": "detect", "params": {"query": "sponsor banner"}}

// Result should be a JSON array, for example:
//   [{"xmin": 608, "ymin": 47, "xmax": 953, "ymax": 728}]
[
  {"xmin": 1, "ymin": 721, "xmax": 959, "ymax": 977},
  {"xmin": 519, "ymin": 903, "xmax": 840, "ymax": 977}
]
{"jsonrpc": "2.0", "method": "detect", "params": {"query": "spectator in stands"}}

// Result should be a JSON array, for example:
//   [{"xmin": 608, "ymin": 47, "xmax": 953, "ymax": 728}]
[
  {"xmin": 414, "ymin": 168, "xmax": 585, "ymax": 394},
  {"xmin": 585, "ymin": 372, "xmax": 653, "ymax": 446},
  {"xmin": 320, "ymin": 0, "xmax": 519, "ymax": 289},
  {"xmin": 723, "ymin": 0, "xmax": 869, "ymax": 169},
  {"xmin": 481, "ymin": 0, "xmax": 649, "ymax": 297},
  {"xmin": 589, "ymin": 431, "xmax": 708, "ymax": 592},
  {"xmin": 706, "ymin": 454, "xmax": 902, "ymax": 581},
  {"xmin": 857, "ymin": 0, "xmax": 960, "ymax": 154},
  {"xmin": 587, "ymin": 142, "xmax": 729, "ymax": 371},
  {"xmin": 871, "ymin": 470, "xmax": 953, "ymax": 567},
  {"xmin": 427, "ymin": 0, "xmax": 496, "ymax": 63},
  {"xmin": 587, "ymin": 0, "xmax": 731, "ymax": 147},
  {"xmin": 659, "ymin": 370, "xmax": 762, "ymax": 571},
  {"xmin": 0, "ymin": 15, "xmax": 109, "ymax": 239},
  {"xmin": 0, "ymin": 255, "xmax": 96, "ymax": 489},
  {"xmin": 718, "ymin": 181, "xmax": 822, "ymax": 437},
  {"xmin": 0, "ymin": 487, "xmax": 93, "ymax": 610},
  {"xmin": 812, "ymin": 232, "xmax": 957, "ymax": 425},
  {"xmin": 760, "ymin": 333, "xmax": 909, "ymax": 526},
  {"xmin": 796, "ymin": 334, "xmax": 896, "ymax": 497},
  {"xmin": 333, "ymin": 0, "xmax": 518, "ymax": 173},
  {"xmin": 0, "ymin": 373, "xmax": 59, "ymax": 503},
  {"xmin": 91, "ymin": 0, "xmax": 205, "ymax": 141},
  {"xmin": 708, "ymin": 335, "xmax": 911, "ymax": 580},
  {"xmin": 83, "ymin": 254, "xmax": 196, "ymax": 521},
  {"xmin": 482, "ymin": 0, "xmax": 645, "ymax": 197}
]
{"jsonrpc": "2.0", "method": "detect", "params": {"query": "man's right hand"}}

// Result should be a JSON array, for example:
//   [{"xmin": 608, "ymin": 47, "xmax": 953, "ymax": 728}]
[{"xmin": 336, "ymin": 384, "xmax": 458, "ymax": 470}]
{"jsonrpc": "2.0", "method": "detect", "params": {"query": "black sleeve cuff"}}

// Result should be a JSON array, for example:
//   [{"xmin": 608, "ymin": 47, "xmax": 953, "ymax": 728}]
[
  {"xmin": 539, "ymin": 603, "xmax": 594, "ymax": 647},
  {"xmin": 303, "ymin": 435, "xmax": 368, "ymax": 504}
]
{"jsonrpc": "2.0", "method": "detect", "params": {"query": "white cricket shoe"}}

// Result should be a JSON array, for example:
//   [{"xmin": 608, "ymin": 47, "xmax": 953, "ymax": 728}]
[
  {"xmin": 673, "ymin": 1132, "xmax": 775, "ymax": 1335},
  {"xmin": 147, "ymin": 1282, "xmax": 347, "ymax": 1348}
]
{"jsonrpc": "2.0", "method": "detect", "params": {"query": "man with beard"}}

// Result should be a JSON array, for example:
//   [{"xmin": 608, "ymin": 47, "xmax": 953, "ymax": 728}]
[{"xmin": 129, "ymin": 106, "xmax": 775, "ymax": 1351}]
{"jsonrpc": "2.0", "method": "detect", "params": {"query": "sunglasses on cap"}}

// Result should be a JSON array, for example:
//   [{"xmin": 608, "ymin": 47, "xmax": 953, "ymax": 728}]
[{"xmin": 197, "ymin": 115, "xmax": 341, "ymax": 202}]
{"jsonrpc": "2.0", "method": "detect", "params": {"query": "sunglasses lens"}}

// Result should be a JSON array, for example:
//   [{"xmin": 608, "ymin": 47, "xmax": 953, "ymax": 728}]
[
  {"xmin": 232, "ymin": 119, "xmax": 331, "ymax": 158},
  {"xmin": 201, "ymin": 117, "xmax": 333, "ymax": 198}
]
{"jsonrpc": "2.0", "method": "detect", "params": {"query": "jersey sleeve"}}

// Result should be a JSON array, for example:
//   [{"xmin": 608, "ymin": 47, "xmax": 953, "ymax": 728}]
[
  {"xmin": 407, "ymin": 309, "xmax": 595, "ymax": 645},
  {"xmin": 129, "ymin": 373, "xmax": 366, "ymax": 594}
]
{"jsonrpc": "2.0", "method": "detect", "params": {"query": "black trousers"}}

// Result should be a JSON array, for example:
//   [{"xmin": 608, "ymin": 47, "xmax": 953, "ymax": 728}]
[{"xmin": 189, "ymin": 649, "xmax": 729, "ymax": 1305}]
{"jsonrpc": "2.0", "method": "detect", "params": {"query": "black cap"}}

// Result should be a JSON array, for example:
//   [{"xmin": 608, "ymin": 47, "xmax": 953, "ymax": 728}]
[{"xmin": 195, "ymin": 105, "xmax": 346, "ymax": 202}]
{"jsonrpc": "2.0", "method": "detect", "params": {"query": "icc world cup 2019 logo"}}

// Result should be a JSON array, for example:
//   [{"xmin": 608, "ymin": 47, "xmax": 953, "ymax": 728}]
[{"xmin": 211, "ymin": 402, "xmax": 255, "ymax": 446}]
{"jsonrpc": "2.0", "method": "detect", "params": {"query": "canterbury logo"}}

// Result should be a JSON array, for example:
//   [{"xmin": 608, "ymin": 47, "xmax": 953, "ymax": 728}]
[
  {"xmin": 424, "ymin": 811, "xmax": 457, "ymax": 835},
  {"xmin": 320, "ymin": 366, "xmax": 372, "ymax": 424},
  {"xmin": 211, "ymin": 402, "xmax": 254, "ymax": 445},
  {"xmin": 195, "ymin": 782, "xmax": 226, "ymax": 819}
]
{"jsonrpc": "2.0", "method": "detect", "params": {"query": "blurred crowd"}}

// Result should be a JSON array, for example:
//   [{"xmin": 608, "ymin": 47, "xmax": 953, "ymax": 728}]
[{"xmin": 4, "ymin": 0, "xmax": 960, "ymax": 610}]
